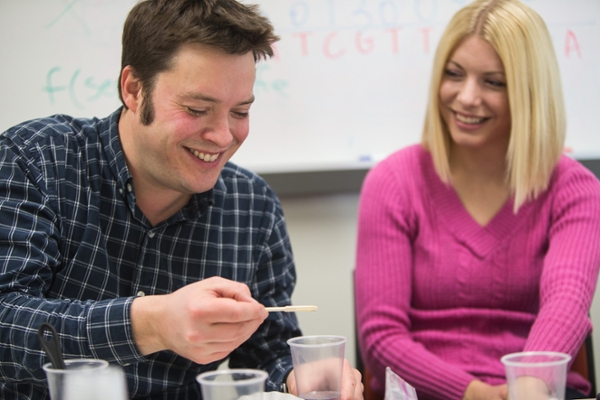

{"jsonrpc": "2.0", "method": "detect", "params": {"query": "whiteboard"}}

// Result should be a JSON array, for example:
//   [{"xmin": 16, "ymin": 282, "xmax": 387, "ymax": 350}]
[{"xmin": 1, "ymin": 0, "xmax": 599, "ymax": 174}]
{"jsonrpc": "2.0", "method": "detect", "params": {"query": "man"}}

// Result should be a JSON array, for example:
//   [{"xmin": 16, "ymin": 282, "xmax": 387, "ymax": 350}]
[{"xmin": 0, "ymin": 0, "xmax": 362, "ymax": 399}]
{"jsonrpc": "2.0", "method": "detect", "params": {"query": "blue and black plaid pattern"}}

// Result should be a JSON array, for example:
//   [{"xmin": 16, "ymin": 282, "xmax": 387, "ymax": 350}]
[{"xmin": 0, "ymin": 109, "xmax": 301, "ymax": 399}]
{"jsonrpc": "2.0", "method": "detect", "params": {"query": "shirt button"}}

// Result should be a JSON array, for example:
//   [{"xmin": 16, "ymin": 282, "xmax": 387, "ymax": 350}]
[
  {"xmin": 137, "ymin": 291, "xmax": 146, "ymax": 297},
  {"xmin": 119, "ymin": 188, "xmax": 123, "ymax": 195},
  {"xmin": 127, "ymin": 183, "xmax": 133, "ymax": 192},
  {"xmin": 148, "ymin": 232, "xmax": 155, "ymax": 238}
]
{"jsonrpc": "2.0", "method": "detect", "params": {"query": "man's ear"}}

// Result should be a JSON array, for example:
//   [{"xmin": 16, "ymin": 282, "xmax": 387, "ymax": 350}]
[{"xmin": 120, "ymin": 65, "xmax": 143, "ymax": 113}]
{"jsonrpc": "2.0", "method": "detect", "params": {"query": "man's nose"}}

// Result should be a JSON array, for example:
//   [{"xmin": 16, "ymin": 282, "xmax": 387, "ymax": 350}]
[{"xmin": 203, "ymin": 114, "xmax": 233, "ymax": 147}]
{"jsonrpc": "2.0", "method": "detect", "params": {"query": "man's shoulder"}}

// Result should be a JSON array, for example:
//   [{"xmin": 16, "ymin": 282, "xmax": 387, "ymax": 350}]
[{"xmin": 2, "ymin": 114, "xmax": 103, "ymax": 149}]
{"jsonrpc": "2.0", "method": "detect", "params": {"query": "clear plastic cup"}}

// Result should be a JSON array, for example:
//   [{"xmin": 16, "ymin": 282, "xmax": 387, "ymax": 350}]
[
  {"xmin": 287, "ymin": 335, "xmax": 347, "ymax": 400},
  {"xmin": 196, "ymin": 369, "xmax": 268, "ymax": 400},
  {"xmin": 43, "ymin": 359, "xmax": 128, "ymax": 400},
  {"xmin": 501, "ymin": 351, "xmax": 571, "ymax": 400}
]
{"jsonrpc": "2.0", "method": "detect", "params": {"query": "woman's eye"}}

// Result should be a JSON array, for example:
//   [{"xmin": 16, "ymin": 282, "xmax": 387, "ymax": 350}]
[
  {"xmin": 486, "ymin": 79, "xmax": 506, "ymax": 88},
  {"xmin": 443, "ymin": 68, "xmax": 462, "ymax": 78}
]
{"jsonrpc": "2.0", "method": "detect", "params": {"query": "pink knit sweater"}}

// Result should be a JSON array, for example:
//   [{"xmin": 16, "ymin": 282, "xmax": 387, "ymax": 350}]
[{"xmin": 355, "ymin": 145, "xmax": 600, "ymax": 399}]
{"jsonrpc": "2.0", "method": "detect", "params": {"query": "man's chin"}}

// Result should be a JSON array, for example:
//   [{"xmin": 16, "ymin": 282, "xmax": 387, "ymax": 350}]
[
  {"xmin": 184, "ymin": 161, "xmax": 229, "ymax": 193},
  {"xmin": 190, "ymin": 176, "xmax": 220, "ymax": 194}
]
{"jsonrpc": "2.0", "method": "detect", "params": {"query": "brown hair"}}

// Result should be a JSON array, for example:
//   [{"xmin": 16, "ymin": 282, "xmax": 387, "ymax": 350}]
[{"xmin": 118, "ymin": 0, "xmax": 279, "ymax": 124}]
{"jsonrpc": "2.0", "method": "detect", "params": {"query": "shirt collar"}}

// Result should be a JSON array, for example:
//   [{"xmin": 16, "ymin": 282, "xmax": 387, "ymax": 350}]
[{"xmin": 100, "ymin": 107, "xmax": 133, "ymax": 195}]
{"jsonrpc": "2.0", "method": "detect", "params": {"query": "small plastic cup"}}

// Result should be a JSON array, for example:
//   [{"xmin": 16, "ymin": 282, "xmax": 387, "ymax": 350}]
[
  {"xmin": 287, "ymin": 335, "xmax": 347, "ymax": 400},
  {"xmin": 501, "ymin": 351, "xmax": 571, "ymax": 400},
  {"xmin": 196, "ymin": 369, "xmax": 268, "ymax": 400},
  {"xmin": 43, "ymin": 359, "xmax": 128, "ymax": 400}
]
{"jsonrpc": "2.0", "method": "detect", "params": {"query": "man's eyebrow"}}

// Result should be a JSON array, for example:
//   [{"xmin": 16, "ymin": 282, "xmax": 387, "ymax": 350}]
[
  {"xmin": 181, "ymin": 93, "xmax": 255, "ymax": 106},
  {"xmin": 182, "ymin": 93, "xmax": 220, "ymax": 103},
  {"xmin": 238, "ymin": 96, "xmax": 255, "ymax": 106}
]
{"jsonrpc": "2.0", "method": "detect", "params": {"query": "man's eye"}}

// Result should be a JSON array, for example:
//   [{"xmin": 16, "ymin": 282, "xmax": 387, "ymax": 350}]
[
  {"xmin": 187, "ymin": 108, "xmax": 207, "ymax": 117},
  {"xmin": 232, "ymin": 111, "xmax": 249, "ymax": 119}
]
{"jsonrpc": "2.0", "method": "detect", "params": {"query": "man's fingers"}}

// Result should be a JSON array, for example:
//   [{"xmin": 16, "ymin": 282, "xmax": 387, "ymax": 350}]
[
  {"xmin": 200, "ymin": 320, "xmax": 263, "ymax": 344},
  {"xmin": 205, "ymin": 276, "xmax": 255, "ymax": 303},
  {"xmin": 199, "ymin": 296, "xmax": 267, "ymax": 323}
]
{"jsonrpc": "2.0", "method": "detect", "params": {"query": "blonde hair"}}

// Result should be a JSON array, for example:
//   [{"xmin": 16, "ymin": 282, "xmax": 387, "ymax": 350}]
[{"xmin": 421, "ymin": 0, "xmax": 565, "ymax": 212}]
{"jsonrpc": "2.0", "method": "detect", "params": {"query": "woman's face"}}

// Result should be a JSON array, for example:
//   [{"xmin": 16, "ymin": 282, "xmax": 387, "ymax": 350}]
[{"xmin": 439, "ymin": 35, "xmax": 511, "ymax": 151}]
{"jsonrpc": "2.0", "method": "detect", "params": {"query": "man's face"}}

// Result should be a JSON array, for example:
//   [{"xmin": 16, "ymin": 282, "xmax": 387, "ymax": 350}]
[{"xmin": 126, "ymin": 43, "xmax": 256, "ymax": 198}]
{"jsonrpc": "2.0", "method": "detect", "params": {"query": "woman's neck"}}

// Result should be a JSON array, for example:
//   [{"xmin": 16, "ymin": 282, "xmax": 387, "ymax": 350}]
[
  {"xmin": 448, "ymin": 142, "xmax": 511, "ymax": 226},
  {"xmin": 449, "ymin": 142, "xmax": 508, "ymax": 183}
]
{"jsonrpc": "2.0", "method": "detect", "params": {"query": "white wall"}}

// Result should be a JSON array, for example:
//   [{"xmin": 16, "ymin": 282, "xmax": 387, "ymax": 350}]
[
  {"xmin": 281, "ymin": 194, "xmax": 360, "ymax": 366},
  {"xmin": 281, "ymin": 193, "xmax": 600, "ymax": 388}
]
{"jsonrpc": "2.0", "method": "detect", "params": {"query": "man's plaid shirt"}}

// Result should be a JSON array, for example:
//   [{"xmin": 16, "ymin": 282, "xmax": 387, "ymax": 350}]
[{"xmin": 0, "ymin": 109, "xmax": 301, "ymax": 399}]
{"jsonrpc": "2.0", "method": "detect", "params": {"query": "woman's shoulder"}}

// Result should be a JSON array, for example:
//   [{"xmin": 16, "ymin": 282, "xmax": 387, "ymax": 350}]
[
  {"xmin": 368, "ymin": 144, "xmax": 432, "ymax": 180},
  {"xmin": 552, "ymin": 155, "xmax": 600, "ymax": 189},
  {"xmin": 544, "ymin": 155, "xmax": 600, "ymax": 209},
  {"xmin": 361, "ymin": 144, "xmax": 434, "ymax": 200},
  {"xmin": 382, "ymin": 143, "xmax": 429, "ymax": 163}
]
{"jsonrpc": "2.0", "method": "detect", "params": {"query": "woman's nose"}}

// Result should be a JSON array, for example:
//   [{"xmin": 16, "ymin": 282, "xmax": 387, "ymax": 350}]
[{"xmin": 456, "ymin": 78, "xmax": 483, "ymax": 108}]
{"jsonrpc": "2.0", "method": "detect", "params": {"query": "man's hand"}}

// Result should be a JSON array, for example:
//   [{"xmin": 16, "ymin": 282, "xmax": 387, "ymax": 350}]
[
  {"xmin": 463, "ymin": 380, "xmax": 508, "ymax": 400},
  {"xmin": 131, "ymin": 276, "xmax": 268, "ymax": 364},
  {"xmin": 286, "ymin": 358, "xmax": 364, "ymax": 400}
]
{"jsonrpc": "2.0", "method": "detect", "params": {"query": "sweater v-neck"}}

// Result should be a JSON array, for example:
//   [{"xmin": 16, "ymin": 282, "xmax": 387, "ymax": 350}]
[{"xmin": 421, "ymin": 150, "xmax": 533, "ymax": 258}]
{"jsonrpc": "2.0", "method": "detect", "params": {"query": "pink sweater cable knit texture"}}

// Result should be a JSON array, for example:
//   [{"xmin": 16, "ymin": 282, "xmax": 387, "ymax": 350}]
[{"xmin": 355, "ymin": 145, "xmax": 600, "ymax": 400}]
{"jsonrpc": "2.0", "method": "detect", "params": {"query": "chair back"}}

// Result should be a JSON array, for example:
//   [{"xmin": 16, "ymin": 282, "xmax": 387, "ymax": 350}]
[{"xmin": 571, "ymin": 335, "xmax": 596, "ymax": 396}]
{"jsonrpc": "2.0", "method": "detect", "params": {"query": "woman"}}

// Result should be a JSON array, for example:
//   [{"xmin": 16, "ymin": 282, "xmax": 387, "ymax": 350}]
[{"xmin": 354, "ymin": 1, "xmax": 600, "ymax": 399}]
